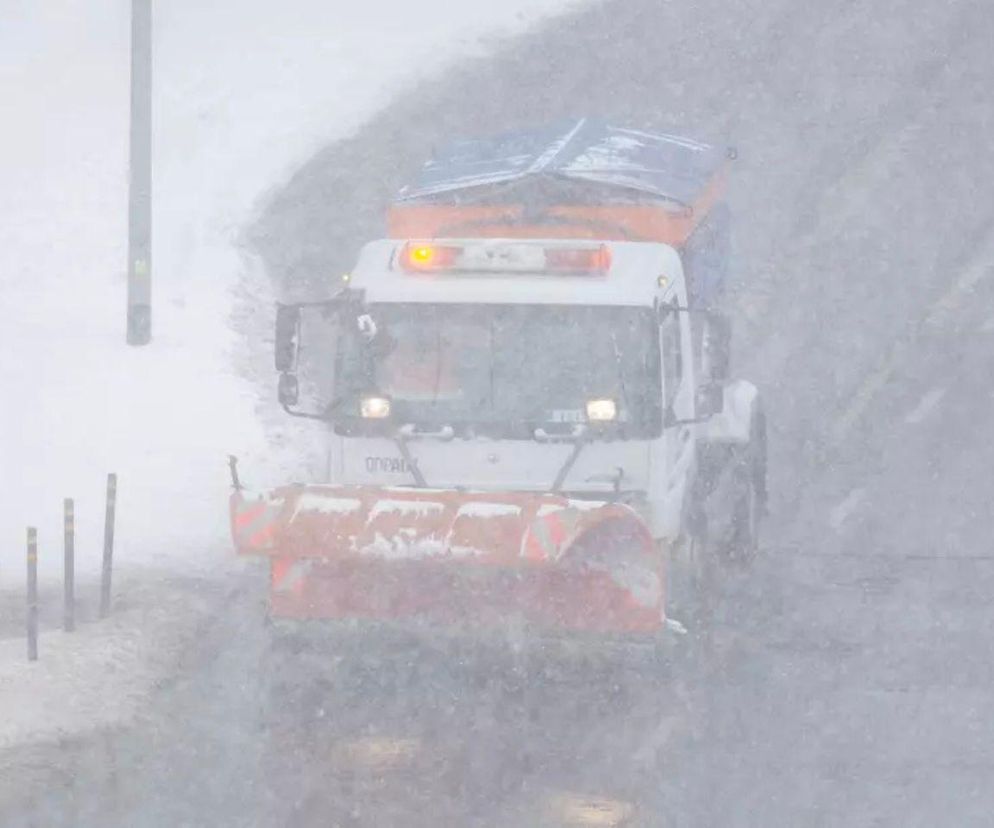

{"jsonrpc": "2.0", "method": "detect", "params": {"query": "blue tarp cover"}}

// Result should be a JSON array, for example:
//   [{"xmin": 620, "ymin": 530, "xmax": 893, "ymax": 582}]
[{"xmin": 396, "ymin": 119, "xmax": 726, "ymax": 206}]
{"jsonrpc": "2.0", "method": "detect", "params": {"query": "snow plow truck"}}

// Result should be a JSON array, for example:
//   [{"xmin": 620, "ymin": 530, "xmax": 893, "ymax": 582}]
[{"xmin": 231, "ymin": 119, "xmax": 767, "ymax": 642}]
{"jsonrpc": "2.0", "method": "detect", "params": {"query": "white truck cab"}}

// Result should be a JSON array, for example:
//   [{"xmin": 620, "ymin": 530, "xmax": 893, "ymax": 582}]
[{"xmin": 279, "ymin": 235, "xmax": 751, "ymax": 549}]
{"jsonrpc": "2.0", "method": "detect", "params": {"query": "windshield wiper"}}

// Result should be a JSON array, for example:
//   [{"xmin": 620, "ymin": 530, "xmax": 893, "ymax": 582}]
[
  {"xmin": 610, "ymin": 331, "xmax": 632, "ymax": 417},
  {"xmin": 392, "ymin": 432, "xmax": 428, "ymax": 488},
  {"xmin": 535, "ymin": 424, "xmax": 589, "ymax": 493}
]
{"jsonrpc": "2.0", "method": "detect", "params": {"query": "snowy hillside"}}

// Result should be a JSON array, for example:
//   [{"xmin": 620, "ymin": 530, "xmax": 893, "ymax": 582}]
[{"xmin": 0, "ymin": 0, "xmax": 585, "ymax": 581}]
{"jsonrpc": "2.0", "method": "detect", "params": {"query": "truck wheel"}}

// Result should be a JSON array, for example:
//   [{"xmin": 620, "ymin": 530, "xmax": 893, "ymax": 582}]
[
  {"xmin": 729, "ymin": 471, "xmax": 760, "ymax": 560},
  {"xmin": 728, "ymin": 405, "xmax": 767, "ymax": 562},
  {"xmin": 664, "ymin": 506, "xmax": 714, "ymax": 630}
]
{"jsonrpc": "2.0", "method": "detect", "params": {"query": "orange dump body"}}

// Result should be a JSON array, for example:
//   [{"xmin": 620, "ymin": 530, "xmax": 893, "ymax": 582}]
[
  {"xmin": 231, "ymin": 485, "xmax": 662, "ymax": 634},
  {"xmin": 387, "ymin": 162, "xmax": 729, "ymax": 247}
]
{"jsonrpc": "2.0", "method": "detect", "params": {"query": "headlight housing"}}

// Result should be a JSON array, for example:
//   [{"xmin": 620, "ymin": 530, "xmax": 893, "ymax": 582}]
[
  {"xmin": 586, "ymin": 398, "xmax": 617, "ymax": 423},
  {"xmin": 360, "ymin": 395, "xmax": 391, "ymax": 419}
]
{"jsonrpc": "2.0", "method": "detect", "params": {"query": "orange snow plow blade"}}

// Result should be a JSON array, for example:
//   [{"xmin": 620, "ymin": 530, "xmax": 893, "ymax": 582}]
[{"xmin": 231, "ymin": 485, "xmax": 663, "ymax": 634}]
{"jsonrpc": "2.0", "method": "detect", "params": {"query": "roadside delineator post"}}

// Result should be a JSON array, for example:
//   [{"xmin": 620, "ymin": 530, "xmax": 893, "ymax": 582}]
[
  {"xmin": 100, "ymin": 473, "xmax": 117, "ymax": 619},
  {"xmin": 27, "ymin": 528, "xmax": 38, "ymax": 661},
  {"xmin": 64, "ymin": 498, "xmax": 75, "ymax": 632}
]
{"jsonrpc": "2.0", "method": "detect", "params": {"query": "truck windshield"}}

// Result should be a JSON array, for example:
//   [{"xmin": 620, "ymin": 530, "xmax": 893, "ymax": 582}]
[{"xmin": 333, "ymin": 303, "xmax": 661, "ymax": 439}]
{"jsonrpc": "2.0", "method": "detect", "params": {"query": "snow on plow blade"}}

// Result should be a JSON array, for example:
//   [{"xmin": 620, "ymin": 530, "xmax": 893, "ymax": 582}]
[{"xmin": 231, "ymin": 485, "xmax": 663, "ymax": 633}]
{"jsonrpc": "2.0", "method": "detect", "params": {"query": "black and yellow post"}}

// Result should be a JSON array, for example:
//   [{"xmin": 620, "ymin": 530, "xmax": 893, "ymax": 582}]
[
  {"xmin": 64, "ymin": 498, "xmax": 75, "ymax": 632},
  {"xmin": 100, "ymin": 473, "xmax": 117, "ymax": 619},
  {"xmin": 27, "ymin": 528, "xmax": 38, "ymax": 661}
]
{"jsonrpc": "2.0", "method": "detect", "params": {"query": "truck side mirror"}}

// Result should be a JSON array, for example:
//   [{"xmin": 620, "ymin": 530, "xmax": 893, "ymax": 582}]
[
  {"xmin": 274, "ymin": 304, "xmax": 301, "ymax": 373},
  {"xmin": 695, "ymin": 381, "xmax": 725, "ymax": 419},
  {"xmin": 272, "ymin": 296, "xmax": 353, "ymax": 422},
  {"xmin": 704, "ymin": 313, "xmax": 731, "ymax": 382},
  {"xmin": 277, "ymin": 372, "xmax": 300, "ymax": 407}
]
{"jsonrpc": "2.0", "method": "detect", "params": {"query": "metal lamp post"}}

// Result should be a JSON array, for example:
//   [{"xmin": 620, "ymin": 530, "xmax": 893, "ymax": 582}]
[{"xmin": 126, "ymin": 0, "xmax": 152, "ymax": 346}]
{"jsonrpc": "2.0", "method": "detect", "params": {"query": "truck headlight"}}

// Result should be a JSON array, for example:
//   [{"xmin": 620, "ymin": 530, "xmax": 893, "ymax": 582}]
[
  {"xmin": 586, "ymin": 398, "xmax": 617, "ymax": 422},
  {"xmin": 360, "ymin": 395, "xmax": 391, "ymax": 419}
]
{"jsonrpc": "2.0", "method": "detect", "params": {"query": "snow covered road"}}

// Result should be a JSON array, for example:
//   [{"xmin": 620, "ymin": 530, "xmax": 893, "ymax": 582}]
[{"xmin": 6, "ymin": 0, "xmax": 994, "ymax": 824}]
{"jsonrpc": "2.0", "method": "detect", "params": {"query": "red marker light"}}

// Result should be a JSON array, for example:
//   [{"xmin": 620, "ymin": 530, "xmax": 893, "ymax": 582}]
[
  {"xmin": 544, "ymin": 245, "xmax": 612, "ymax": 273},
  {"xmin": 400, "ymin": 242, "xmax": 460, "ymax": 271}
]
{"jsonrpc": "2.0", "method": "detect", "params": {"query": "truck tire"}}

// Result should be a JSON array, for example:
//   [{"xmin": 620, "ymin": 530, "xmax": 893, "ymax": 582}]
[
  {"xmin": 664, "ymin": 502, "xmax": 714, "ymax": 632},
  {"xmin": 727, "ymin": 404, "xmax": 767, "ymax": 561}
]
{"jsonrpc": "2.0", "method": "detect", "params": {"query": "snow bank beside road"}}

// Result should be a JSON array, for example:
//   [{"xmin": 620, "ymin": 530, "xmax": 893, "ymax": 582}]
[
  {"xmin": 0, "ymin": 571, "xmax": 216, "ymax": 751},
  {"xmin": 0, "ymin": 0, "xmax": 587, "ymax": 582}
]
